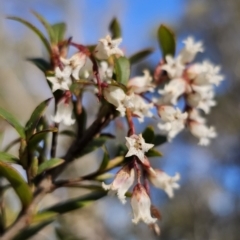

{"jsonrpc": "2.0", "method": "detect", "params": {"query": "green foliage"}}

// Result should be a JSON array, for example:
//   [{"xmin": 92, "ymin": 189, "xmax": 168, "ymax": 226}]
[
  {"xmin": 129, "ymin": 48, "xmax": 154, "ymax": 65},
  {"xmin": 142, "ymin": 126, "xmax": 155, "ymax": 143},
  {"xmin": 146, "ymin": 148, "xmax": 162, "ymax": 157},
  {"xmin": 0, "ymin": 107, "xmax": 26, "ymax": 139},
  {"xmin": 109, "ymin": 18, "xmax": 121, "ymax": 39},
  {"xmin": 0, "ymin": 162, "xmax": 32, "ymax": 209},
  {"xmin": 154, "ymin": 134, "xmax": 167, "ymax": 146},
  {"xmin": 27, "ymin": 58, "xmax": 51, "ymax": 72},
  {"xmin": 98, "ymin": 147, "xmax": 110, "ymax": 171},
  {"xmin": 114, "ymin": 56, "xmax": 130, "ymax": 85},
  {"xmin": 0, "ymin": 152, "xmax": 19, "ymax": 163},
  {"xmin": 157, "ymin": 24, "xmax": 176, "ymax": 58},
  {"xmin": 51, "ymin": 22, "xmax": 67, "ymax": 43},
  {"xmin": 37, "ymin": 158, "xmax": 65, "ymax": 175}
]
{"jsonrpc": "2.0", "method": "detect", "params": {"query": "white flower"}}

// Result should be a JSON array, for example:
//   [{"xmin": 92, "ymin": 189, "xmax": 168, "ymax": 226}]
[
  {"xmin": 47, "ymin": 66, "xmax": 72, "ymax": 92},
  {"xmin": 147, "ymin": 168, "xmax": 180, "ymax": 198},
  {"xmin": 99, "ymin": 61, "xmax": 113, "ymax": 82},
  {"xmin": 131, "ymin": 184, "xmax": 157, "ymax": 224},
  {"xmin": 102, "ymin": 164, "xmax": 134, "ymax": 204},
  {"xmin": 161, "ymin": 55, "xmax": 185, "ymax": 79},
  {"xmin": 158, "ymin": 106, "xmax": 187, "ymax": 140},
  {"xmin": 187, "ymin": 90, "xmax": 216, "ymax": 114},
  {"xmin": 189, "ymin": 121, "xmax": 217, "ymax": 146},
  {"xmin": 180, "ymin": 37, "xmax": 204, "ymax": 63},
  {"xmin": 94, "ymin": 35, "xmax": 124, "ymax": 60},
  {"xmin": 51, "ymin": 97, "xmax": 75, "ymax": 126},
  {"xmin": 128, "ymin": 70, "xmax": 154, "ymax": 93},
  {"xmin": 61, "ymin": 52, "xmax": 87, "ymax": 80},
  {"xmin": 125, "ymin": 134, "xmax": 154, "ymax": 162},
  {"xmin": 158, "ymin": 78, "xmax": 187, "ymax": 104},
  {"xmin": 103, "ymin": 86, "xmax": 127, "ymax": 116},
  {"xmin": 130, "ymin": 95, "xmax": 153, "ymax": 122},
  {"xmin": 188, "ymin": 109, "xmax": 206, "ymax": 124}
]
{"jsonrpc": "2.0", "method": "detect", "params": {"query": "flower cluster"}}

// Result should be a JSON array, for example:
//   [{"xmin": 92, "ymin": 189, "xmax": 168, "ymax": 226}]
[{"xmin": 102, "ymin": 134, "xmax": 180, "ymax": 226}]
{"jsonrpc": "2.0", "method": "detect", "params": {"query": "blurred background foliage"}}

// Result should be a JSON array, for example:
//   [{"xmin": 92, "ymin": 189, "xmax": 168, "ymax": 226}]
[{"xmin": 0, "ymin": 0, "xmax": 240, "ymax": 239}]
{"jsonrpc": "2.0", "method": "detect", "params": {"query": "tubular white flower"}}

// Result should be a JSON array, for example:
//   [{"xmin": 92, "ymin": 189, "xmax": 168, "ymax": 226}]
[
  {"xmin": 158, "ymin": 78, "xmax": 187, "ymax": 105},
  {"xmin": 147, "ymin": 168, "xmax": 180, "ymax": 198},
  {"xmin": 180, "ymin": 37, "xmax": 204, "ymax": 63},
  {"xmin": 158, "ymin": 106, "xmax": 188, "ymax": 141},
  {"xmin": 61, "ymin": 52, "xmax": 87, "ymax": 80},
  {"xmin": 189, "ymin": 121, "xmax": 217, "ymax": 146},
  {"xmin": 47, "ymin": 66, "xmax": 72, "ymax": 92},
  {"xmin": 161, "ymin": 55, "xmax": 185, "ymax": 79},
  {"xmin": 51, "ymin": 98, "xmax": 75, "ymax": 126},
  {"xmin": 125, "ymin": 134, "xmax": 154, "ymax": 162},
  {"xmin": 94, "ymin": 35, "xmax": 124, "ymax": 60},
  {"xmin": 128, "ymin": 70, "xmax": 154, "ymax": 93},
  {"xmin": 99, "ymin": 61, "xmax": 113, "ymax": 82},
  {"xmin": 131, "ymin": 184, "xmax": 157, "ymax": 224},
  {"xmin": 102, "ymin": 164, "xmax": 134, "ymax": 204}
]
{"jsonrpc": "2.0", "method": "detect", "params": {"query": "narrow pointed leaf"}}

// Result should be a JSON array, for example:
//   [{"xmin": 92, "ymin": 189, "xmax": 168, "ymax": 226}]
[
  {"xmin": 37, "ymin": 158, "xmax": 65, "ymax": 175},
  {"xmin": 59, "ymin": 130, "xmax": 76, "ymax": 137},
  {"xmin": 94, "ymin": 173, "xmax": 114, "ymax": 181},
  {"xmin": 99, "ymin": 147, "xmax": 110, "ymax": 171},
  {"xmin": 109, "ymin": 18, "xmax": 121, "ymax": 39},
  {"xmin": 0, "ymin": 162, "xmax": 32, "ymax": 208},
  {"xmin": 3, "ymin": 138, "xmax": 20, "ymax": 152},
  {"xmin": 104, "ymin": 156, "xmax": 124, "ymax": 171},
  {"xmin": 0, "ymin": 152, "xmax": 19, "ymax": 163},
  {"xmin": 25, "ymin": 98, "xmax": 52, "ymax": 139},
  {"xmin": 32, "ymin": 211, "xmax": 58, "ymax": 224},
  {"xmin": 157, "ymin": 24, "xmax": 176, "ymax": 58},
  {"xmin": 146, "ymin": 148, "xmax": 162, "ymax": 157},
  {"xmin": 0, "ymin": 107, "xmax": 25, "ymax": 138},
  {"xmin": 114, "ymin": 56, "xmax": 130, "ymax": 85},
  {"xmin": 129, "ymin": 48, "xmax": 154, "ymax": 65},
  {"xmin": 153, "ymin": 134, "xmax": 167, "ymax": 146},
  {"xmin": 27, "ymin": 58, "xmax": 51, "ymax": 72},
  {"xmin": 28, "ymin": 128, "xmax": 57, "ymax": 148},
  {"xmin": 31, "ymin": 10, "xmax": 55, "ymax": 43},
  {"xmin": 7, "ymin": 16, "xmax": 51, "ymax": 53},
  {"xmin": 42, "ymin": 191, "xmax": 106, "ymax": 214},
  {"xmin": 51, "ymin": 22, "xmax": 66, "ymax": 43},
  {"xmin": 142, "ymin": 126, "xmax": 155, "ymax": 143}
]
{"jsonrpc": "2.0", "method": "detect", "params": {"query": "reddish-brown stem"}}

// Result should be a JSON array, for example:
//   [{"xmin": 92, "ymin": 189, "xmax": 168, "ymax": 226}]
[
  {"xmin": 134, "ymin": 157, "xmax": 141, "ymax": 184},
  {"xmin": 126, "ymin": 108, "xmax": 135, "ymax": 136}
]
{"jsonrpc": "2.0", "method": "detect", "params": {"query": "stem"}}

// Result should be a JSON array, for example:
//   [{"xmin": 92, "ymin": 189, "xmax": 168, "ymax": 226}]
[
  {"xmin": 50, "ymin": 123, "xmax": 59, "ymax": 158},
  {"xmin": 134, "ymin": 157, "xmax": 141, "ymax": 184},
  {"xmin": 126, "ymin": 108, "xmax": 135, "ymax": 136}
]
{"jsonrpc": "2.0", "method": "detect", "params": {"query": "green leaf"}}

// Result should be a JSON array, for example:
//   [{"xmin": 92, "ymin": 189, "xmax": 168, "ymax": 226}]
[
  {"xmin": 32, "ymin": 211, "xmax": 58, "ymax": 224},
  {"xmin": 142, "ymin": 126, "xmax": 155, "ymax": 143},
  {"xmin": 59, "ymin": 130, "xmax": 76, "ymax": 138},
  {"xmin": 109, "ymin": 18, "xmax": 121, "ymax": 39},
  {"xmin": 129, "ymin": 48, "xmax": 154, "ymax": 65},
  {"xmin": 28, "ymin": 128, "xmax": 58, "ymax": 148},
  {"xmin": 104, "ymin": 156, "xmax": 124, "ymax": 171},
  {"xmin": 114, "ymin": 56, "xmax": 130, "ymax": 85},
  {"xmin": 146, "ymin": 148, "xmax": 162, "ymax": 157},
  {"xmin": 157, "ymin": 24, "xmax": 176, "ymax": 58},
  {"xmin": 153, "ymin": 134, "xmax": 167, "ymax": 146},
  {"xmin": 7, "ymin": 16, "xmax": 51, "ymax": 53},
  {"xmin": 0, "ymin": 107, "xmax": 25, "ymax": 138},
  {"xmin": 0, "ymin": 162, "xmax": 32, "ymax": 209},
  {"xmin": 0, "ymin": 152, "xmax": 19, "ymax": 163},
  {"xmin": 94, "ymin": 173, "xmax": 114, "ymax": 181},
  {"xmin": 13, "ymin": 219, "xmax": 54, "ymax": 240},
  {"xmin": 42, "ymin": 191, "xmax": 106, "ymax": 214},
  {"xmin": 31, "ymin": 10, "xmax": 55, "ymax": 43},
  {"xmin": 37, "ymin": 158, "xmax": 65, "ymax": 175},
  {"xmin": 27, "ymin": 58, "xmax": 51, "ymax": 72},
  {"xmin": 79, "ymin": 136, "xmax": 108, "ymax": 157},
  {"xmin": 3, "ymin": 138, "xmax": 20, "ymax": 152},
  {"xmin": 25, "ymin": 98, "xmax": 52, "ymax": 139},
  {"xmin": 51, "ymin": 22, "xmax": 66, "ymax": 43},
  {"xmin": 98, "ymin": 147, "xmax": 110, "ymax": 171}
]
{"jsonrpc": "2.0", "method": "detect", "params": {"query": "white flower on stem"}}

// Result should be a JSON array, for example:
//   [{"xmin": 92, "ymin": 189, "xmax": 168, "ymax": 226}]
[
  {"xmin": 158, "ymin": 106, "xmax": 188, "ymax": 140},
  {"xmin": 189, "ymin": 121, "xmax": 217, "ymax": 146},
  {"xmin": 103, "ymin": 86, "xmax": 127, "ymax": 116},
  {"xmin": 102, "ymin": 164, "xmax": 134, "ymax": 204},
  {"xmin": 147, "ymin": 168, "xmax": 180, "ymax": 198},
  {"xmin": 130, "ymin": 95, "xmax": 154, "ymax": 122},
  {"xmin": 128, "ymin": 70, "xmax": 154, "ymax": 93},
  {"xmin": 131, "ymin": 184, "xmax": 157, "ymax": 225},
  {"xmin": 180, "ymin": 37, "xmax": 204, "ymax": 64},
  {"xmin": 61, "ymin": 52, "xmax": 87, "ymax": 80},
  {"xmin": 99, "ymin": 61, "xmax": 113, "ymax": 82},
  {"xmin": 187, "ymin": 90, "xmax": 216, "ymax": 114},
  {"xmin": 125, "ymin": 134, "xmax": 154, "ymax": 162},
  {"xmin": 47, "ymin": 66, "xmax": 72, "ymax": 92},
  {"xmin": 188, "ymin": 108, "xmax": 206, "ymax": 124},
  {"xmin": 51, "ymin": 96, "xmax": 75, "ymax": 126},
  {"xmin": 94, "ymin": 35, "xmax": 124, "ymax": 60},
  {"xmin": 158, "ymin": 78, "xmax": 187, "ymax": 105},
  {"xmin": 161, "ymin": 55, "xmax": 185, "ymax": 79}
]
